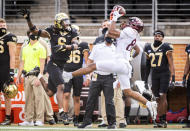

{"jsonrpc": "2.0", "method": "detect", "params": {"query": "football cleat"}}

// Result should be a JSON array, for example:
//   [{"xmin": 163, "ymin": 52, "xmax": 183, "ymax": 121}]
[{"xmin": 146, "ymin": 101, "xmax": 157, "ymax": 121}]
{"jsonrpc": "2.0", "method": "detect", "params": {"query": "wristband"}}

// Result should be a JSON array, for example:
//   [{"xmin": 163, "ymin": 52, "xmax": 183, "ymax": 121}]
[
  {"xmin": 30, "ymin": 25, "xmax": 37, "ymax": 31},
  {"xmin": 172, "ymin": 75, "xmax": 175, "ymax": 82},
  {"xmin": 183, "ymin": 74, "xmax": 187, "ymax": 80},
  {"xmin": 38, "ymin": 73, "xmax": 43, "ymax": 79},
  {"xmin": 71, "ymin": 45, "xmax": 74, "ymax": 50}
]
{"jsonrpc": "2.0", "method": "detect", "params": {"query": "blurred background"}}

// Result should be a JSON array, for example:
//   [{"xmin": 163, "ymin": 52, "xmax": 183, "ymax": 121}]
[{"xmin": 1, "ymin": 0, "xmax": 190, "ymax": 36}]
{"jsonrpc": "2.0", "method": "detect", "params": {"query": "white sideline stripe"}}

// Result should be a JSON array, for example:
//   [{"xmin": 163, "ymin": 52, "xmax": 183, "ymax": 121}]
[{"xmin": 0, "ymin": 127, "xmax": 187, "ymax": 131}]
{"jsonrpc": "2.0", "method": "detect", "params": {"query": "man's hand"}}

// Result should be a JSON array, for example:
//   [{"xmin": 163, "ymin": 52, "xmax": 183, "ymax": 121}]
[
  {"xmin": 18, "ymin": 8, "xmax": 30, "ymax": 20},
  {"xmin": 182, "ymin": 74, "xmax": 187, "ymax": 87},
  {"xmin": 33, "ymin": 78, "xmax": 41, "ymax": 87},
  {"xmin": 169, "ymin": 75, "xmax": 175, "ymax": 91},
  {"xmin": 7, "ymin": 69, "xmax": 14, "ymax": 85},
  {"xmin": 53, "ymin": 45, "xmax": 66, "ymax": 53},
  {"xmin": 110, "ymin": 5, "xmax": 125, "ymax": 22}
]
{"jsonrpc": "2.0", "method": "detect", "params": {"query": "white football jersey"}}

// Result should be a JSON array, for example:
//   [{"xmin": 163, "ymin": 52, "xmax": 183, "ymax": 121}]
[{"xmin": 116, "ymin": 27, "xmax": 140, "ymax": 62}]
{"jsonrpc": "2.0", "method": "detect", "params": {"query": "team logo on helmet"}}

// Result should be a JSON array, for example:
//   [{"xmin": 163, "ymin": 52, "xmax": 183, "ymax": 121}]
[
  {"xmin": 54, "ymin": 13, "xmax": 70, "ymax": 30},
  {"xmin": 128, "ymin": 17, "xmax": 144, "ymax": 33},
  {"xmin": 3, "ymin": 83, "xmax": 18, "ymax": 99}
]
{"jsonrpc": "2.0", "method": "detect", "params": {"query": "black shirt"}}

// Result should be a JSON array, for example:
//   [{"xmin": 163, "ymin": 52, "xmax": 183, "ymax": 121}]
[
  {"xmin": 64, "ymin": 42, "xmax": 89, "ymax": 72},
  {"xmin": 144, "ymin": 42, "xmax": 173, "ymax": 73},
  {"xmin": 45, "ymin": 25, "xmax": 78, "ymax": 66},
  {"xmin": 0, "ymin": 32, "xmax": 17, "ymax": 67}
]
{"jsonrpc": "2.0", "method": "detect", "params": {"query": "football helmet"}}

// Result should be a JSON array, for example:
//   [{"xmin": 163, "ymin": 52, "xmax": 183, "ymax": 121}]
[
  {"xmin": 128, "ymin": 17, "xmax": 144, "ymax": 33},
  {"xmin": 54, "ymin": 13, "xmax": 70, "ymax": 30},
  {"xmin": 3, "ymin": 83, "xmax": 18, "ymax": 99}
]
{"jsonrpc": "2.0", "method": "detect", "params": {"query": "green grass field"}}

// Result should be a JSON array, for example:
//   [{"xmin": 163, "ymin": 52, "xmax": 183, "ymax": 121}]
[{"xmin": 0, "ymin": 124, "xmax": 189, "ymax": 131}]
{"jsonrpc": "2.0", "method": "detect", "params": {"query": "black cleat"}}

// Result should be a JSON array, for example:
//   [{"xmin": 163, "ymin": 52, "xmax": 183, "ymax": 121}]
[
  {"xmin": 0, "ymin": 119, "xmax": 11, "ymax": 125},
  {"xmin": 98, "ymin": 123, "xmax": 108, "ymax": 128},
  {"xmin": 119, "ymin": 123, "xmax": 126, "ymax": 128},
  {"xmin": 182, "ymin": 123, "xmax": 190, "ymax": 128},
  {"xmin": 73, "ymin": 116, "xmax": 79, "ymax": 127},
  {"xmin": 60, "ymin": 112, "xmax": 69, "ymax": 125},
  {"xmin": 48, "ymin": 119, "xmax": 56, "ymax": 125},
  {"xmin": 78, "ymin": 122, "xmax": 92, "ymax": 128},
  {"xmin": 154, "ymin": 120, "xmax": 167, "ymax": 128},
  {"xmin": 107, "ymin": 123, "xmax": 117, "ymax": 129}
]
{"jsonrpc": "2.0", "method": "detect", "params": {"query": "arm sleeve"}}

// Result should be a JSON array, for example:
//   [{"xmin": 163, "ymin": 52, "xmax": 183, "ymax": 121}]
[{"xmin": 144, "ymin": 58, "xmax": 151, "ymax": 83}]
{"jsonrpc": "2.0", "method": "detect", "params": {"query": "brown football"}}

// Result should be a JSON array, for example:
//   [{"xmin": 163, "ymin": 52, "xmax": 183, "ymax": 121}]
[{"xmin": 113, "ymin": 5, "xmax": 126, "ymax": 15}]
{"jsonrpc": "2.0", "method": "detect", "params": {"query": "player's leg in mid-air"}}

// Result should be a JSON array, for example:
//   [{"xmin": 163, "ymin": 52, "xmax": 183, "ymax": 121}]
[{"xmin": 63, "ymin": 59, "xmax": 157, "ymax": 122}]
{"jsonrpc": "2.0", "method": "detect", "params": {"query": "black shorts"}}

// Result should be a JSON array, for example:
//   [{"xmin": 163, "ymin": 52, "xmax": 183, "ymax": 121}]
[
  {"xmin": 64, "ymin": 76, "xmax": 83, "ymax": 96},
  {"xmin": 47, "ymin": 61, "xmax": 64, "ymax": 94},
  {"xmin": 0, "ymin": 66, "xmax": 9, "ymax": 92},
  {"xmin": 151, "ymin": 72, "xmax": 170, "ymax": 97}
]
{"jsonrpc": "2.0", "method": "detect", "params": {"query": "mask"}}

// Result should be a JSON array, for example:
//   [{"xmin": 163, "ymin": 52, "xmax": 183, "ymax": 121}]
[
  {"xmin": 0, "ymin": 28, "xmax": 7, "ymax": 37},
  {"xmin": 29, "ymin": 34, "xmax": 38, "ymax": 40},
  {"xmin": 153, "ymin": 40, "xmax": 162, "ymax": 47},
  {"xmin": 105, "ymin": 37, "xmax": 114, "ymax": 43}
]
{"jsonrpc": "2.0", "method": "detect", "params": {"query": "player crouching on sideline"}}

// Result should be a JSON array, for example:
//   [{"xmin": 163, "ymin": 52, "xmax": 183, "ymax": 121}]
[
  {"xmin": 62, "ymin": 5, "xmax": 158, "ymax": 126},
  {"xmin": 144, "ymin": 30, "xmax": 175, "ymax": 128},
  {"xmin": 16, "ymin": 31, "xmax": 46, "ymax": 126},
  {"xmin": 0, "ymin": 18, "xmax": 17, "ymax": 125}
]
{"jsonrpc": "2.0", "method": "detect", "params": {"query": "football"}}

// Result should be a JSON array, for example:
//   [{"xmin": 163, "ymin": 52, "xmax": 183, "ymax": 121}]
[{"xmin": 113, "ymin": 5, "xmax": 126, "ymax": 16}]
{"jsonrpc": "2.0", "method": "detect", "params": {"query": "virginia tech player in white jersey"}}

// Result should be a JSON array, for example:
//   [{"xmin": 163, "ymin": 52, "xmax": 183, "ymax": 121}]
[{"xmin": 116, "ymin": 26, "xmax": 140, "ymax": 62}]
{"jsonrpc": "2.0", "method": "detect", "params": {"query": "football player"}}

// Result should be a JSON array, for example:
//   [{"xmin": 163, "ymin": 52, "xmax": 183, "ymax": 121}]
[
  {"xmin": 0, "ymin": 18, "xmax": 17, "ymax": 125},
  {"xmin": 63, "ymin": 25, "xmax": 89, "ymax": 126},
  {"xmin": 144, "ymin": 30, "xmax": 175, "ymax": 128},
  {"xmin": 182, "ymin": 44, "xmax": 190, "ymax": 128},
  {"xmin": 19, "ymin": 9, "xmax": 79, "ymax": 123},
  {"xmin": 62, "ymin": 5, "xmax": 158, "ymax": 124}
]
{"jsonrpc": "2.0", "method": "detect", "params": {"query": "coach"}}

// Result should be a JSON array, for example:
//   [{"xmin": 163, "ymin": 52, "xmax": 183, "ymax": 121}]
[{"xmin": 78, "ymin": 31, "xmax": 116, "ymax": 129}]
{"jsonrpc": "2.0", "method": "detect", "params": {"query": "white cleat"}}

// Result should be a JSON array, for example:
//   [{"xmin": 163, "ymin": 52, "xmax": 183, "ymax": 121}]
[
  {"xmin": 62, "ymin": 71, "xmax": 73, "ymax": 83},
  {"xmin": 18, "ymin": 121, "xmax": 34, "ymax": 126},
  {"xmin": 34, "ymin": 121, "xmax": 44, "ymax": 126},
  {"xmin": 146, "ymin": 101, "xmax": 157, "ymax": 121}
]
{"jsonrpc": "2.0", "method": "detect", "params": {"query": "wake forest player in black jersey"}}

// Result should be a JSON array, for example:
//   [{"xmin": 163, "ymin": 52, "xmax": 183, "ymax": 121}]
[
  {"xmin": 19, "ymin": 9, "xmax": 79, "ymax": 122},
  {"xmin": 63, "ymin": 26, "xmax": 89, "ymax": 125},
  {"xmin": 182, "ymin": 44, "xmax": 190, "ymax": 128},
  {"xmin": 144, "ymin": 30, "xmax": 175, "ymax": 128},
  {"xmin": 0, "ymin": 18, "xmax": 17, "ymax": 125}
]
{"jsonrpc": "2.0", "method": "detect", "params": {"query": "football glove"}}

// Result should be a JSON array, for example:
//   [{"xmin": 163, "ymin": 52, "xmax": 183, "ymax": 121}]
[
  {"xmin": 182, "ymin": 74, "xmax": 187, "ymax": 88},
  {"xmin": 53, "ymin": 45, "xmax": 66, "ymax": 53},
  {"xmin": 169, "ymin": 75, "xmax": 175, "ymax": 91},
  {"xmin": 18, "ymin": 8, "xmax": 30, "ymax": 20},
  {"xmin": 110, "ymin": 6, "xmax": 125, "ymax": 22},
  {"xmin": 7, "ymin": 69, "xmax": 14, "ymax": 85}
]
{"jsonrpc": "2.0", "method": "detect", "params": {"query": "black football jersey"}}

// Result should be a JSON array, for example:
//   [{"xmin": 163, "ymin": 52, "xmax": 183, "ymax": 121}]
[
  {"xmin": 0, "ymin": 32, "xmax": 17, "ymax": 66},
  {"xmin": 185, "ymin": 44, "xmax": 190, "ymax": 60},
  {"xmin": 45, "ymin": 25, "xmax": 78, "ymax": 66},
  {"xmin": 64, "ymin": 42, "xmax": 89, "ymax": 72},
  {"xmin": 144, "ymin": 42, "xmax": 173, "ymax": 73}
]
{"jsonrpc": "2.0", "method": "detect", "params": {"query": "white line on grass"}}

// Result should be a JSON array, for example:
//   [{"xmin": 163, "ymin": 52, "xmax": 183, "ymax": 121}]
[{"xmin": 0, "ymin": 127, "xmax": 188, "ymax": 131}]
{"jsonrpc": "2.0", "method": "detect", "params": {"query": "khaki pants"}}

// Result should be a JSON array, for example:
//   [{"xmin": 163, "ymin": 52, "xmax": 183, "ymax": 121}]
[
  {"xmin": 101, "ymin": 87, "xmax": 126, "ymax": 125},
  {"xmin": 24, "ymin": 76, "xmax": 44, "ymax": 122},
  {"xmin": 43, "ymin": 74, "xmax": 54, "ymax": 121}
]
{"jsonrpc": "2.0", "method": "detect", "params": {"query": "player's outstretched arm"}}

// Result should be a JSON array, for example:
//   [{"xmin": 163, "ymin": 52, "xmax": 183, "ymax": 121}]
[{"xmin": 18, "ymin": 9, "xmax": 50, "ymax": 39}]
